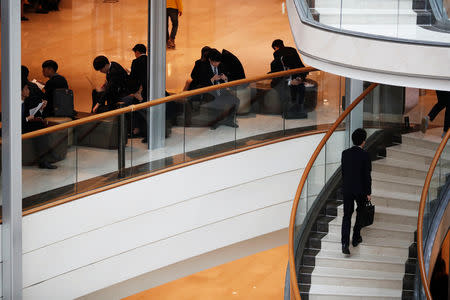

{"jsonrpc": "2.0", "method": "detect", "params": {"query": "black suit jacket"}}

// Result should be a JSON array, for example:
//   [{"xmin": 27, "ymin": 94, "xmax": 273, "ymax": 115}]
[
  {"xmin": 341, "ymin": 146, "xmax": 372, "ymax": 195},
  {"xmin": 271, "ymin": 46, "xmax": 307, "ymax": 78},
  {"xmin": 196, "ymin": 62, "xmax": 228, "ymax": 88},
  {"xmin": 97, "ymin": 61, "xmax": 129, "ymax": 108},
  {"xmin": 130, "ymin": 55, "xmax": 147, "ymax": 98},
  {"xmin": 44, "ymin": 74, "xmax": 69, "ymax": 116}
]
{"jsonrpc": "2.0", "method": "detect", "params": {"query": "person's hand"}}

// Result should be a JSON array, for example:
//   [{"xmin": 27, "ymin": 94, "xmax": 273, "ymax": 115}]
[
  {"xmin": 220, "ymin": 74, "xmax": 228, "ymax": 81},
  {"xmin": 93, "ymin": 103, "xmax": 99, "ymax": 113},
  {"xmin": 211, "ymin": 74, "xmax": 222, "ymax": 82},
  {"xmin": 41, "ymin": 100, "xmax": 47, "ymax": 109},
  {"xmin": 367, "ymin": 195, "xmax": 371, "ymax": 201},
  {"xmin": 290, "ymin": 78, "xmax": 302, "ymax": 86},
  {"xmin": 26, "ymin": 115, "xmax": 34, "ymax": 122},
  {"xmin": 179, "ymin": 11, "xmax": 182, "ymax": 16}
]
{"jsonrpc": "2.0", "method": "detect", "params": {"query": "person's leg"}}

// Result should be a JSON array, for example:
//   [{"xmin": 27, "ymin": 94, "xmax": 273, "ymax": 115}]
[
  {"xmin": 169, "ymin": 9, "xmax": 179, "ymax": 41},
  {"xmin": 352, "ymin": 195, "xmax": 366, "ymax": 244},
  {"xmin": 437, "ymin": 91, "xmax": 450, "ymax": 132},
  {"xmin": 341, "ymin": 193, "xmax": 355, "ymax": 247},
  {"xmin": 429, "ymin": 91, "xmax": 447, "ymax": 121},
  {"xmin": 166, "ymin": 8, "xmax": 170, "ymax": 43}
]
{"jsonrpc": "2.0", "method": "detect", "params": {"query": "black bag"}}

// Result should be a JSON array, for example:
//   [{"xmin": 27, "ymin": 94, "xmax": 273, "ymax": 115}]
[
  {"xmin": 360, "ymin": 199, "xmax": 375, "ymax": 228},
  {"xmin": 53, "ymin": 88, "xmax": 74, "ymax": 117}
]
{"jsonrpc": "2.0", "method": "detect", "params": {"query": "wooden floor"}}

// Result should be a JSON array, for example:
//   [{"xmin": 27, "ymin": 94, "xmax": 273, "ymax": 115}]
[{"xmin": 124, "ymin": 245, "xmax": 288, "ymax": 300}]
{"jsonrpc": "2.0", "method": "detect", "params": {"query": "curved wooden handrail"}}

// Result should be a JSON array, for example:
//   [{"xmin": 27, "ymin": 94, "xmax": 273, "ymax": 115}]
[
  {"xmin": 417, "ymin": 130, "xmax": 450, "ymax": 300},
  {"xmin": 287, "ymin": 82, "xmax": 379, "ymax": 300},
  {"xmin": 21, "ymin": 67, "xmax": 316, "ymax": 140}
]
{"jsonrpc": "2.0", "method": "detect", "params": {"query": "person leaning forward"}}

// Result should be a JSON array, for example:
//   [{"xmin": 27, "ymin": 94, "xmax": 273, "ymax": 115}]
[{"xmin": 341, "ymin": 128, "xmax": 372, "ymax": 255}]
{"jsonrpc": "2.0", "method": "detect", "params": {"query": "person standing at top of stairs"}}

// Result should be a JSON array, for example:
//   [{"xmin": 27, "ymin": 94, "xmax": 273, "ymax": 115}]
[
  {"xmin": 341, "ymin": 128, "xmax": 372, "ymax": 255},
  {"xmin": 167, "ymin": 0, "xmax": 183, "ymax": 49}
]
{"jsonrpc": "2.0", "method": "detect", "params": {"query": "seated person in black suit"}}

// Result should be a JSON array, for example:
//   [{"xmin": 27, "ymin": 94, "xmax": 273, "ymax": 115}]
[
  {"xmin": 186, "ymin": 46, "xmax": 211, "ymax": 91},
  {"xmin": 341, "ymin": 128, "xmax": 372, "ymax": 255},
  {"xmin": 129, "ymin": 44, "xmax": 148, "ymax": 140},
  {"xmin": 22, "ymin": 65, "xmax": 46, "ymax": 110},
  {"xmin": 21, "ymin": 80, "xmax": 57, "ymax": 169},
  {"xmin": 270, "ymin": 39, "xmax": 308, "ymax": 119},
  {"xmin": 41, "ymin": 60, "xmax": 69, "ymax": 117},
  {"xmin": 195, "ymin": 48, "xmax": 240, "ymax": 130},
  {"xmin": 92, "ymin": 55, "xmax": 133, "ymax": 114}
]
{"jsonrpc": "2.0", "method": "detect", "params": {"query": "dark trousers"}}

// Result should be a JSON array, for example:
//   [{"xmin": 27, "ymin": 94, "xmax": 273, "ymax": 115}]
[
  {"xmin": 166, "ymin": 8, "xmax": 179, "ymax": 41},
  {"xmin": 341, "ymin": 193, "xmax": 365, "ymax": 246},
  {"xmin": 290, "ymin": 83, "xmax": 305, "ymax": 109},
  {"xmin": 24, "ymin": 122, "xmax": 55, "ymax": 165},
  {"xmin": 428, "ymin": 90, "xmax": 450, "ymax": 132}
]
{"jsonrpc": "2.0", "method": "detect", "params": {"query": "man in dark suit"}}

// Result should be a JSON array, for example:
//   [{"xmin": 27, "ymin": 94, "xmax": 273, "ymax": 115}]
[
  {"xmin": 195, "ymin": 48, "xmax": 240, "ymax": 129},
  {"xmin": 21, "ymin": 80, "xmax": 57, "ymax": 169},
  {"xmin": 130, "ymin": 44, "xmax": 147, "ymax": 101},
  {"xmin": 341, "ymin": 128, "xmax": 372, "ymax": 255},
  {"xmin": 92, "ymin": 55, "xmax": 130, "ymax": 113},
  {"xmin": 22, "ymin": 65, "xmax": 46, "ymax": 110},
  {"xmin": 41, "ymin": 60, "xmax": 69, "ymax": 117},
  {"xmin": 270, "ymin": 39, "xmax": 308, "ymax": 119}
]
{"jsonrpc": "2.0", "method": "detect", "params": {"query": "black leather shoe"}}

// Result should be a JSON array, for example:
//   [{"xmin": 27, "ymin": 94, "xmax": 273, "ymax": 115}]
[
  {"xmin": 342, "ymin": 244, "xmax": 350, "ymax": 255},
  {"xmin": 210, "ymin": 123, "xmax": 220, "ymax": 130},
  {"xmin": 39, "ymin": 162, "xmax": 57, "ymax": 169},
  {"xmin": 352, "ymin": 236, "xmax": 363, "ymax": 247},
  {"xmin": 226, "ymin": 121, "xmax": 239, "ymax": 128}
]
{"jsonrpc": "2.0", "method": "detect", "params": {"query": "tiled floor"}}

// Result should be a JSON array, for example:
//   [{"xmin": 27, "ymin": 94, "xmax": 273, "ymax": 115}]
[{"xmin": 123, "ymin": 244, "xmax": 288, "ymax": 300}]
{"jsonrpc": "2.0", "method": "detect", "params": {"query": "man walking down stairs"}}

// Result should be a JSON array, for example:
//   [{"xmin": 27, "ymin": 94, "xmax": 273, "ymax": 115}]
[
  {"xmin": 341, "ymin": 129, "xmax": 372, "ymax": 255},
  {"xmin": 305, "ymin": 130, "xmax": 444, "ymax": 299}
]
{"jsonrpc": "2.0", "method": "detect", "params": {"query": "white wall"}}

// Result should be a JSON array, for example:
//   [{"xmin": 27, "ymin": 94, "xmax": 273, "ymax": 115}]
[
  {"xmin": 4, "ymin": 133, "xmax": 334, "ymax": 300},
  {"xmin": 286, "ymin": 0, "xmax": 450, "ymax": 91}
]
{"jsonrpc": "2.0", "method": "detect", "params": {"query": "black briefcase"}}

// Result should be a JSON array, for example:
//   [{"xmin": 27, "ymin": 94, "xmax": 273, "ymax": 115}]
[
  {"xmin": 360, "ymin": 200, "xmax": 375, "ymax": 228},
  {"xmin": 53, "ymin": 88, "xmax": 74, "ymax": 117}
]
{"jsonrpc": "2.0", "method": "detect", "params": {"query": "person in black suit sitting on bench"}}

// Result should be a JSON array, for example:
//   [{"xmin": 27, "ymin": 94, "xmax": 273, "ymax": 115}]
[
  {"xmin": 21, "ymin": 79, "xmax": 57, "ymax": 169},
  {"xmin": 194, "ymin": 48, "xmax": 240, "ymax": 130},
  {"xmin": 341, "ymin": 128, "xmax": 372, "ymax": 255},
  {"xmin": 41, "ymin": 60, "xmax": 69, "ymax": 117}
]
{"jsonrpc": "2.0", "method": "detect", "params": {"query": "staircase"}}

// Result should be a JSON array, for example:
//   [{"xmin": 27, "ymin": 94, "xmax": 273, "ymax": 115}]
[{"xmin": 299, "ymin": 132, "xmax": 443, "ymax": 300}]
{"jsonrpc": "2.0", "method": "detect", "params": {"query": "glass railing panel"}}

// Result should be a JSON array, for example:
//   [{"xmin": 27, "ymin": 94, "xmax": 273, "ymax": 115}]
[
  {"xmin": 325, "ymin": 128, "xmax": 347, "ymax": 182},
  {"xmin": 284, "ymin": 71, "xmax": 342, "ymax": 134},
  {"xmin": 74, "ymin": 112, "xmax": 133, "ymax": 191},
  {"xmin": 307, "ymin": 145, "xmax": 326, "ymax": 210},
  {"xmin": 130, "ymin": 102, "xmax": 186, "ymax": 175},
  {"xmin": 184, "ymin": 86, "xmax": 238, "ymax": 160},
  {"xmin": 296, "ymin": 0, "xmax": 450, "ymax": 45},
  {"xmin": 22, "ymin": 125, "xmax": 77, "ymax": 209}
]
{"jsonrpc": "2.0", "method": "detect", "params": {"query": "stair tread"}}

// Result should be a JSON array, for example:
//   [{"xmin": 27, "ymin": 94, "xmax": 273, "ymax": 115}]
[
  {"xmin": 315, "ymin": 249, "xmax": 407, "ymax": 264},
  {"xmin": 372, "ymin": 171, "xmax": 426, "ymax": 187},
  {"xmin": 387, "ymin": 144, "xmax": 442, "ymax": 159},
  {"xmin": 322, "ymin": 233, "xmax": 412, "ymax": 249},
  {"xmin": 308, "ymin": 284, "xmax": 402, "ymax": 297},
  {"xmin": 337, "ymin": 203, "xmax": 418, "ymax": 218},
  {"xmin": 328, "ymin": 217, "xmax": 416, "ymax": 233},
  {"xmin": 311, "ymin": 266, "xmax": 404, "ymax": 280},
  {"xmin": 373, "ymin": 157, "xmax": 431, "ymax": 172},
  {"xmin": 371, "ymin": 188, "xmax": 421, "ymax": 202}
]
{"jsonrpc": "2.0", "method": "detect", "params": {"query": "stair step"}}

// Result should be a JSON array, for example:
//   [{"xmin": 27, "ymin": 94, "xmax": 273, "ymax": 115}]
[
  {"xmin": 386, "ymin": 144, "xmax": 443, "ymax": 165},
  {"xmin": 322, "ymin": 232, "xmax": 413, "ymax": 249},
  {"xmin": 370, "ymin": 189, "xmax": 421, "ymax": 210},
  {"xmin": 311, "ymin": 266, "xmax": 404, "ymax": 289},
  {"xmin": 401, "ymin": 135, "xmax": 440, "ymax": 151},
  {"xmin": 372, "ymin": 158, "xmax": 432, "ymax": 179},
  {"xmin": 308, "ymin": 284, "xmax": 401, "ymax": 299},
  {"xmin": 337, "ymin": 205, "xmax": 418, "ymax": 226}
]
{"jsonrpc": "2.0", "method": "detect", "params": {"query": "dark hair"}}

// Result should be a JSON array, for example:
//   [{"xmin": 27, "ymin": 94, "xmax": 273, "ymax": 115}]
[
  {"xmin": 93, "ymin": 56, "xmax": 109, "ymax": 71},
  {"xmin": 42, "ymin": 60, "xmax": 59, "ymax": 72},
  {"xmin": 132, "ymin": 44, "xmax": 147, "ymax": 54},
  {"xmin": 21, "ymin": 78, "xmax": 28, "ymax": 90},
  {"xmin": 207, "ymin": 49, "xmax": 222, "ymax": 62},
  {"xmin": 21, "ymin": 65, "xmax": 30, "ymax": 81},
  {"xmin": 352, "ymin": 128, "xmax": 367, "ymax": 146},
  {"xmin": 200, "ymin": 46, "xmax": 211, "ymax": 61},
  {"xmin": 272, "ymin": 39, "xmax": 284, "ymax": 49}
]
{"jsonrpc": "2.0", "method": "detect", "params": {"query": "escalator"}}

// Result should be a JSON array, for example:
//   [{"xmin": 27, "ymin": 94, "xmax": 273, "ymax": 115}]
[{"xmin": 285, "ymin": 82, "xmax": 450, "ymax": 299}]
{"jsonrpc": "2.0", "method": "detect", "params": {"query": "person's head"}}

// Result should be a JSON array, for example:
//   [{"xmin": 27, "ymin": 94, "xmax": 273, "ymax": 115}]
[
  {"xmin": 207, "ymin": 49, "xmax": 222, "ymax": 68},
  {"xmin": 200, "ymin": 46, "xmax": 211, "ymax": 61},
  {"xmin": 352, "ymin": 128, "xmax": 367, "ymax": 147},
  {"xmin": 21, "ymin": 79, "xmax": 29, "ymax": 101},
  {"xmin": 42, "ymin": 60, "xmax": 59, "ymax": 78},
  {"xmin": 93, "ymin": 55, "xmax": 110, "ymax": 73},
  {"xmin": 132, "ymin": 44, "xmax": 147, "ymax": 58},
  {"xmin": 21, "ymin": 65, "xmax": 30, "ymax": 81},
  {"xmin": 271, "ymin": 39, "xmax": 284, "ymax": 51}
]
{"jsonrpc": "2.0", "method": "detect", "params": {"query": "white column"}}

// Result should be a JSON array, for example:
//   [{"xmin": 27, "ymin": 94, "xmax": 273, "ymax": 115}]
[
  {"xmin": 148, "ymin": 0, "xmax": 167, "ymax": 150},
  {"xmin": 345, "ymin": 78, "xmax": 364, "ymax": 146},
  {"xmin": 1, "ymin": 0, "xmax": 23, "ymax": 299}
]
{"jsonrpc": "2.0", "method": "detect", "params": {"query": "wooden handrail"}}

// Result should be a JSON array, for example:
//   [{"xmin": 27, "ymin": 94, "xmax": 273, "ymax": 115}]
[
  {"xmin": 287, "ymin": 82, "xmax": 379, "ymax": 300},
  {"xmin": 21, "ymin": 67, "xmax": 316, "ymax": 140},
  {"xmin": 417, "ymin": 130, "xmax": 450, "ymax": 300}
]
